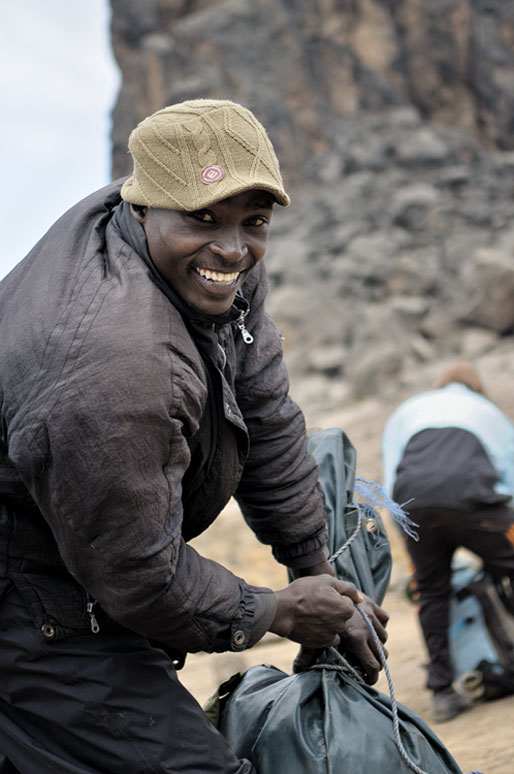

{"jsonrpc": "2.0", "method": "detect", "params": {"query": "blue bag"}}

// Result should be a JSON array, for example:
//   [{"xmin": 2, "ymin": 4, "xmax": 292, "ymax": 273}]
[{"xmin": 450, "ymin": 560, "xmax": 514, "ymax": 701}]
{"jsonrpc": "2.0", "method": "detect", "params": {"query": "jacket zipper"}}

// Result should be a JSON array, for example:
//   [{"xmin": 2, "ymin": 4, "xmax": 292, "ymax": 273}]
[
  {"xmin": 86, "ymin": 595, "xmax": 100, "ymax": 634},
  {"xmin": 236, "ymin": 310, "xmax": 254, "ymax": 344}
]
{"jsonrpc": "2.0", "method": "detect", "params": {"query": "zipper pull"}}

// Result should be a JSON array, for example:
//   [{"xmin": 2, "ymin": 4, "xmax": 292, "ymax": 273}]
[
  {"xmin": 237, "ymin": 313, "xmax": 254, "ymax": 344},
  {"xmin": 87, "ymin": 597, "xmax": 100, "ymax": 634}
]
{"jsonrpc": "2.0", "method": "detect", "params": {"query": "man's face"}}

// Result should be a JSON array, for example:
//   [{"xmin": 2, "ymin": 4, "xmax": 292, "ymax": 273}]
[{"xmin": 131, "ymin": 189, "xmax": 274, "ymax": 316}]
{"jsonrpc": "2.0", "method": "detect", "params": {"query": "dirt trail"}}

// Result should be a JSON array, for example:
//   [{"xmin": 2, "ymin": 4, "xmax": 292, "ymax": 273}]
[{"xmin": 182, "ymin": 346, "xmax": 514, "ymax": 774}]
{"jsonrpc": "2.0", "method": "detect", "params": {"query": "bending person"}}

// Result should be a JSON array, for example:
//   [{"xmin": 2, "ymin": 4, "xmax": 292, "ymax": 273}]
[{"xmin": 382, "ymin": 361, "xmax": 514, "ymax": 722}]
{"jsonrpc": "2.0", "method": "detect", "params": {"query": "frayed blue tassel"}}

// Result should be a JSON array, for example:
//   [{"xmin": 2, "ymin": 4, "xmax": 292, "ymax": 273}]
[{"xmin": 354, "ymin": 476, "xmax": 420, "ymax": 541}]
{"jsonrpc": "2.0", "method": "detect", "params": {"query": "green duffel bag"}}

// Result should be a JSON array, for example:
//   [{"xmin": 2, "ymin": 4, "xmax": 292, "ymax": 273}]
[
  {"xmin": 216, "ymin": 663, "xmax": 462, "ymax": 774},
  {"xmin": 210, "ymin": 428, "xmax": 480, "ymax": 774},
  {"xmin": 303, "ymin": 426, "xmax": 393, "ymax": 604}
]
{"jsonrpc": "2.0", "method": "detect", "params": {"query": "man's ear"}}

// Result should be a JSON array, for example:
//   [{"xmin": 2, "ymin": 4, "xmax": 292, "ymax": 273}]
[{"xmin": 130, "ymin": 204, "xmax": 148, "ymax": 223}]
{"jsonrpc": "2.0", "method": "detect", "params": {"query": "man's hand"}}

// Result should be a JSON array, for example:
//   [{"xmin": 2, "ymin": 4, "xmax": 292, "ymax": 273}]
[
  {"xmin": 269, "ymin": 555, "xmax": 390, "ymax": 683},
  {"xmin": 269, "ymin": 575, "xmax": 363, "ymax": 649},
  {"xmin": 291, "ymin": 593, "xmax": 389, "ymax": 684},
  {"xmin": 336, "ymin": 594, "xmax": 389, "ymax": 684}
]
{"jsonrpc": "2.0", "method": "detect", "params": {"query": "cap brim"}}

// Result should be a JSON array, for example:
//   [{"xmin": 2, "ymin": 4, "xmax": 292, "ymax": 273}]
[{"xmin": 190, "ymin": 181, "xmax": 290, "ymax": 210}]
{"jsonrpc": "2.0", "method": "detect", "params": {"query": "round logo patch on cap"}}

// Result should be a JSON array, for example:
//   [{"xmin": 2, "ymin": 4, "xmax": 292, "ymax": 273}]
[{"xmin": 201, "ymin": 165, "xmax": 225, "ymax": 184}]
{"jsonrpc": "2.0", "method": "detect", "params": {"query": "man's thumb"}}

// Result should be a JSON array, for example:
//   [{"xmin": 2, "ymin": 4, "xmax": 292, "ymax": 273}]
[{"xmin": 293, "ymin": 645, "xmax": 319, "ymax": 673}]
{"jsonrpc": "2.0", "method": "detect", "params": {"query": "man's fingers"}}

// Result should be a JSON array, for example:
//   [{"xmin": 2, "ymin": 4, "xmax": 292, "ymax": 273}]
[
  {"xmin": 357, "ymin": 597, "xmax": 389, "ymax": 644},
  {"xmin": 346, "ymin": 639, "xmax": 383, "ymax": 684},
  {"xmin": 367, "ymin": 631, "xmax": 388, "ymax": 662},
  {"xmin": 364, "ymin": 664, "xmax": 381, "ymax": 685},
  {"xmin": 363, "ymin": 612, "xmax": 388, "ymax": 645},
  {"xmin": 333, "ymin": 578, "xmax": 363, "ymax": 605},
  {"xmin": 376, "ymin": 606, "xmax": 390, "ymax": 626}
]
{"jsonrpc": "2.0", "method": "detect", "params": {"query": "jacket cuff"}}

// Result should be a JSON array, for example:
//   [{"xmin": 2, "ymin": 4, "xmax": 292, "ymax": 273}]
[
  {"xmin": 270, "ymin": 524, "xmax": 329, "ymax": 567},
  {"xmin": 247, "ymin": 588, "xmax": 277, "ymax": 648},
  {"xmin": 284, "ymin": 545, "xmax": 329, "ymax": 570},
  {"xmin": 230, "ymin": 587, "xmax": 277, "ymax": 651}
]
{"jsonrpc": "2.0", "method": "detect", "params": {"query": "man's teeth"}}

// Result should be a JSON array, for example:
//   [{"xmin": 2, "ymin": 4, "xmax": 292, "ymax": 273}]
[{"xmin": 196, "ymin": 268, "xmax": 240, "ymax": 284}]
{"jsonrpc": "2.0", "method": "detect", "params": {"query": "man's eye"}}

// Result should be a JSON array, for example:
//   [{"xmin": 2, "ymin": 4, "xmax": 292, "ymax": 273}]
[
  {"xmin": 190, "ymin": 211, "xmax": 215, "ymax": 223},
  {"xmin": 247, "ymin": 216, "xmax": 268, "ymax": 227}
]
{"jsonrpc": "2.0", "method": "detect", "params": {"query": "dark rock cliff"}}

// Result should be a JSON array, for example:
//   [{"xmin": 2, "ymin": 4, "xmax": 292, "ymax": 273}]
[{"xmin": 108, "ymin": 0, "xmax": 514, "ymax": 408}]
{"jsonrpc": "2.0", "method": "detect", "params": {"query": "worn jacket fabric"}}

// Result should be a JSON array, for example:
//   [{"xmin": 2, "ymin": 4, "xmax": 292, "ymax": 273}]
[{"xmin": 0, "ymin": 179, "xmax": 327, "ymax": 656}]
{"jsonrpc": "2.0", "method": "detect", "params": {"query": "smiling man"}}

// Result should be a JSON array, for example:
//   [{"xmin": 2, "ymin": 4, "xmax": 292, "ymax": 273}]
[{"xmin": 0, "ymin": 100, "xmax": 387, "ymax": 773}]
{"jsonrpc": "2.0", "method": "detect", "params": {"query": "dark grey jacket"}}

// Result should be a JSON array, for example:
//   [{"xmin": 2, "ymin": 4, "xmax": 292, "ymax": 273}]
[
  {"xmin": 393, "ymin": 427, "xmax": 512, "ymax": 511},
  {"xmin": 0, "ymin": 181, "xmax": 327, "ymax": 656}
]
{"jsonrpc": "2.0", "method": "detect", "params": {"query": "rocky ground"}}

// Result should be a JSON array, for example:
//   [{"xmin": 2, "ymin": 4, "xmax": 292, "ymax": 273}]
[{"xmin": 181, "ymin": 343, "xmax": 514, "ymax": 774}]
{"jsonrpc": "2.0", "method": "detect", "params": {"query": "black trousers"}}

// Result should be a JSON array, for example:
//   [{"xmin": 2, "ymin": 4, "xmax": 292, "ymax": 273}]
[
  {"xmin": 0, "ymin": 581, "xmax": 255, "ymax": 774},
  {"xmin": 404, "ymin": 504, "xmax": 514, "ymax": 693}
]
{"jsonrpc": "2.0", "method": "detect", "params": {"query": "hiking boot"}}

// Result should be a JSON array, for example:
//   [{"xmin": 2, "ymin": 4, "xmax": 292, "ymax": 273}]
[{"xmin": 432, "ymin": 687, "xmax": 472, "ymax": 722}]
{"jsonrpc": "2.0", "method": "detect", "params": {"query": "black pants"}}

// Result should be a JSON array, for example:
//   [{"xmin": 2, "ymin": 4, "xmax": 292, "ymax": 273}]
[
  {"xmin": 403, "ymin": 504, "xmax": 514, "ymax": 693},
  {"xmin": 0, "ymin": 581, "xmax": 255, "ymax": 774}
]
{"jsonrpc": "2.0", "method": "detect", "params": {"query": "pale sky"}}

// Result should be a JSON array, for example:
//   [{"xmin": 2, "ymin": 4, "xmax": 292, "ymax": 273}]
[{"xmin": 1, "ymin": 0, "xmax": 120, "ymax": 280}]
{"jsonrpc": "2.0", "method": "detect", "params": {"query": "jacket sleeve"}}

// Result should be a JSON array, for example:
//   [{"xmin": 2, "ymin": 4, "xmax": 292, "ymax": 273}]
[
  {"xmin": 7, "ymin": 240, "xmax": 276, "ymax": 654},
  {"xmin": 234, "ymin": 263, "xmax": 329, "ymax": 568}
]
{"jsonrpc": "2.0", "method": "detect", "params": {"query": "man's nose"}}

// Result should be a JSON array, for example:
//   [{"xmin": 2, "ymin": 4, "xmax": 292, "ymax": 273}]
[{"xmin": 209, "ymin": 228, "xmax": 248, "ymax": 262}]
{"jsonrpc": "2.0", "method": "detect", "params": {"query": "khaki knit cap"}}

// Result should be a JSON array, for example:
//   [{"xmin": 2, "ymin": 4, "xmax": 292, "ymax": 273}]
[{"xmin": 121, "ymin": 99, "xmax": 290, "ymax": 211}]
